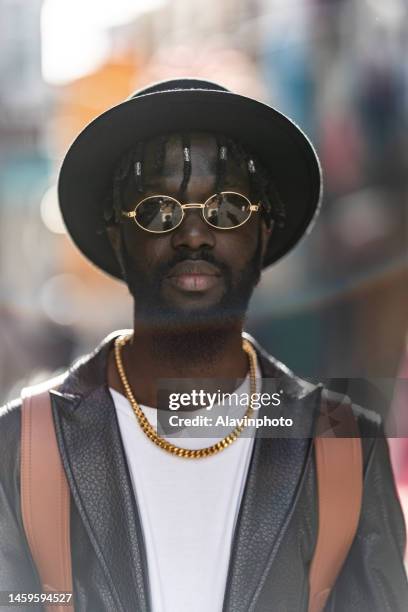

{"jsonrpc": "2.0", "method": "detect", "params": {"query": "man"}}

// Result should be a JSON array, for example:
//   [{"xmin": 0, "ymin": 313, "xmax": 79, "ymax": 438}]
[{"xmin": 0, "ymin": 79, "xmax": 407, "ymax": 611}]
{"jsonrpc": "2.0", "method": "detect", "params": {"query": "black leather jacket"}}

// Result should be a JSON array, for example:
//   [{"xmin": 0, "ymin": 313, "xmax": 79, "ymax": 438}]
[{"xmin": 0, "ymin": 331, "xmax": 407, "ymax": 611}]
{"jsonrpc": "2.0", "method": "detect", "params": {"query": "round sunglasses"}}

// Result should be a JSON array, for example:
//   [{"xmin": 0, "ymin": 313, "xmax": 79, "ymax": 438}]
[{"xmin": 121, "ymin": 191, "xmax": 261, "ymax": 234}]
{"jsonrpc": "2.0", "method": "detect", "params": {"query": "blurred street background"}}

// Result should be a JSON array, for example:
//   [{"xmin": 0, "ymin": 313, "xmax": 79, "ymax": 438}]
[{"xmin": 0, "ymin": 0, "xmax": 408, "ymax": 535}]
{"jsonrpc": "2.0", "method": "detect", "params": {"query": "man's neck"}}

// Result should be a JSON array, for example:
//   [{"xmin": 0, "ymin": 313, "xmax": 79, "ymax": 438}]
[{"xmin": 107, "ymin": 321, "xmax": 249, "ymax": 409}]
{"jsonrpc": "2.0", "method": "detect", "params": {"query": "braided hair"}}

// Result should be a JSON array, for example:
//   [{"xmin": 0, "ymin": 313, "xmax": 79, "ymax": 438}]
[{"xmin": 104, "ymin": 132, "xmax": 286, "ymax": 231}]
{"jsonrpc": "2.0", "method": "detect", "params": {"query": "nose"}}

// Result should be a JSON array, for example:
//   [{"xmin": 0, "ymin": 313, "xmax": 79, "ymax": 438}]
[{"xmin": 171, "ymin": 207, "xmax": 216, "ymax": 251}]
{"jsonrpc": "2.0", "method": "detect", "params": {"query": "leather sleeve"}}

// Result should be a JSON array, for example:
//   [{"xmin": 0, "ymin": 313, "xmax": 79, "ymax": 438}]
[
  {"xmin": 0, "ymin": 402, "xmax": 43, "ymax": 611},
  {"xmin": 326, "ymin": 431, "xmax": 408, "ymax": 611}
]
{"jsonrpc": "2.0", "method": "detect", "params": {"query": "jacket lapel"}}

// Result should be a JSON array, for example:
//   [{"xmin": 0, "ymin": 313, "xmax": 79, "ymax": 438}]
[
  {"xmin": 50, "ymin": 331, "xmax": 150, "ymax": 612},
  {"xmin": 223, "ymin": 335, "xmax": 321, "ymax": 612}
]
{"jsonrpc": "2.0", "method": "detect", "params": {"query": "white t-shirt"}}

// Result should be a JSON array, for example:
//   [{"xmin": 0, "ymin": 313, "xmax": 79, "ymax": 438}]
[{"xmin": 110, "ymin": 358, "xmax": 261, "ymax": 612}]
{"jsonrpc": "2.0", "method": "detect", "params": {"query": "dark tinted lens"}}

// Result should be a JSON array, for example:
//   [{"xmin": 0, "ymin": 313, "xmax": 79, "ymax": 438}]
[
  {"xmin": 135, "ymin": 196, "xmax": 182, "ymax": 232},
  {"xmin": 204, "ymin": 193, "xmax": 251, "ymax": 228}
]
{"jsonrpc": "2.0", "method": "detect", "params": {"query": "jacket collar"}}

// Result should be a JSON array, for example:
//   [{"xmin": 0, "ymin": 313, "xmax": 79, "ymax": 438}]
[{"xmin": 50, "ymin": 330, "xmax": 321, "ymax": 612}]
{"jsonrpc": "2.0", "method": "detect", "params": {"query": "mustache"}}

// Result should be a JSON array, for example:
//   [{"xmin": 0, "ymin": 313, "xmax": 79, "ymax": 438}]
[{"xmin": 155, "ymin": 248, "xmax": 231, "ymax": 280}]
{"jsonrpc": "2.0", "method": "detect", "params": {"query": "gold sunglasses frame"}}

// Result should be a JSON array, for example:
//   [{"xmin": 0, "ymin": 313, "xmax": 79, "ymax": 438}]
[{"xmin": 121, "ymin": 191, "xmax": 260, "ymax": 234}]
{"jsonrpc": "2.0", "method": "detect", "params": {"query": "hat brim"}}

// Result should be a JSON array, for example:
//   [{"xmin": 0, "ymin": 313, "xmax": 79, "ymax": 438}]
[{"xmin": 58, "ymin": 89, "xmax": 322, "ymax": 279}]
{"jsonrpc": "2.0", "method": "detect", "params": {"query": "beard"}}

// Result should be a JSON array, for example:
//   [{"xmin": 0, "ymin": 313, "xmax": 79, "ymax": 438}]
[{"xmin": 118, "ymin": 226, "xmax": 263, "ymax": 362}]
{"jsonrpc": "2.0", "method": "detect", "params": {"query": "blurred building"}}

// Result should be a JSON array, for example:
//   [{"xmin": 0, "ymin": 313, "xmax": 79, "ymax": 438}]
[
  {"xmin": 0, "ymin": 0, "xmax": 77, "ymax": 400},
  {"xmin": 0, "ymin": 0, "xmax": 50, "ymax": 298}
]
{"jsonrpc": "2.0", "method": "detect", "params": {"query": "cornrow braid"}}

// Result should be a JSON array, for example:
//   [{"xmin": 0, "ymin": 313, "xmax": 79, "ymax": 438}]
[
  {"xmin": 268, "ymin": 182, "xmax": 287, "ymax": 229},
  {"xmin": 225, "ymin": 136, "xmax": 275, "ymax": 229},
  {"xmin": 247, "ymin": 156, "xmax": 262, "ymax": 205},
  {"xmin": 215, "ymin": 136, "xmax": 228, "ymax": 194},
  {"xmin": 178, "ymin": 133, "xmax": 192, "ymax": 198},
  {"xmin": 133, "ymin": 141, "xmax": 145, "ymax": 194},
  {"xmin": 251, "ymin": 157, "xmax": 286, "ymax": 229},
  {"xmin": 223, "ymin": 137, "xmax": 241, "ymax": 164},
  {"xmin": 247, "ymin": 157, "xmax": 274, "ymax": 228},
  {"xmin": 108, "ymin": 151, "xmax": 133, "ymax": 225}
]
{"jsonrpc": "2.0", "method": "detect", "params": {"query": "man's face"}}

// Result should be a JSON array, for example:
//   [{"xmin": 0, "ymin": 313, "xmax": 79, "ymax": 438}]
[{"xmin": 108, "ymin": 132, "xmax": 271, "ymax": 329}]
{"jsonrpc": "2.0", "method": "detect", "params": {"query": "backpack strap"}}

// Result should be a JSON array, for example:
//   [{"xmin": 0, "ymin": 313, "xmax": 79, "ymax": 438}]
[
  {"xmin": 308, "ymin": 390, "xmax": 363, "ymax": 612},
  {"xmin": 21, "ymin": 380, "xmax": 73, "ymax": 612}
]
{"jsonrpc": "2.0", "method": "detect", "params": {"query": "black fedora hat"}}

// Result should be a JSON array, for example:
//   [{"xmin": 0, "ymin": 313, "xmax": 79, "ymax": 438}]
[{"xmin": 58, "ymin": 77, "xmax": 322, "ymax": 280}]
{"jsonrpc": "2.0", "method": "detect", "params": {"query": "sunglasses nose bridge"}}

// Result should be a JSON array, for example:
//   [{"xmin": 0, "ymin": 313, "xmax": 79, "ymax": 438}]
[
  {"xmin": 181, "ymin": 203, "xmax": 205, "ymax": 209},
  {"xmin": 178, "ymin": 203, "xmax": 209, "ymax": 227}
]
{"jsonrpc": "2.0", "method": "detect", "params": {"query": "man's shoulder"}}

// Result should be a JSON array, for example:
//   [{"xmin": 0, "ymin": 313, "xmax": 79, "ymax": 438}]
[
  {"xmin": 248, "ymin": 332, "xmax": 384, "ymax": 439},
  {"xmin": 323, "ymin": 386, "xmax": 383, "ymax": 433},
  {"xmin": 0, "ymin": 331, "xmax": 108, "ymax": 419},
  {"xmin": 247, "ymin": 332, "xmax": 317, "ymax": 400}
]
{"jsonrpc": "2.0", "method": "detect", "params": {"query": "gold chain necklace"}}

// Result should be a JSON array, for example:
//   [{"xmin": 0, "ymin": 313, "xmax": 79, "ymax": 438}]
[{"xmin": 114, "ymin": 334, "xmax": 257, "ymax": 459}]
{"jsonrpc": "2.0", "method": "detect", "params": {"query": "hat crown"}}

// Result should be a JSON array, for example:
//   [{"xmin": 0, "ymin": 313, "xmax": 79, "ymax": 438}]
[{"xmin": 130, "ymin": 78, "xmax": 230, "ymax": 99}]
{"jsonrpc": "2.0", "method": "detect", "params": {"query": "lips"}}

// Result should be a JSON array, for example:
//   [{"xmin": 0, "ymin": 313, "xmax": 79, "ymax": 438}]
[
  {"xmin": 167, "ymin": 260, "xmax": 221, "ymax": 278},
  {"xmin": 166, "ymin": 260, "xmax": 222, "ymax": 292}
]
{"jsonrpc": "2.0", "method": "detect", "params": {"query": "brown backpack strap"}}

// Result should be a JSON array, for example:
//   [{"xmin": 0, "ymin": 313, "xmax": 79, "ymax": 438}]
[
  {"xmin": 308, "ymin": 390, "xmax": 363, "ymax": 612},
  {"xmin": 21, "ymin": 381, "xmax": 73, "ymax": 612}
]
